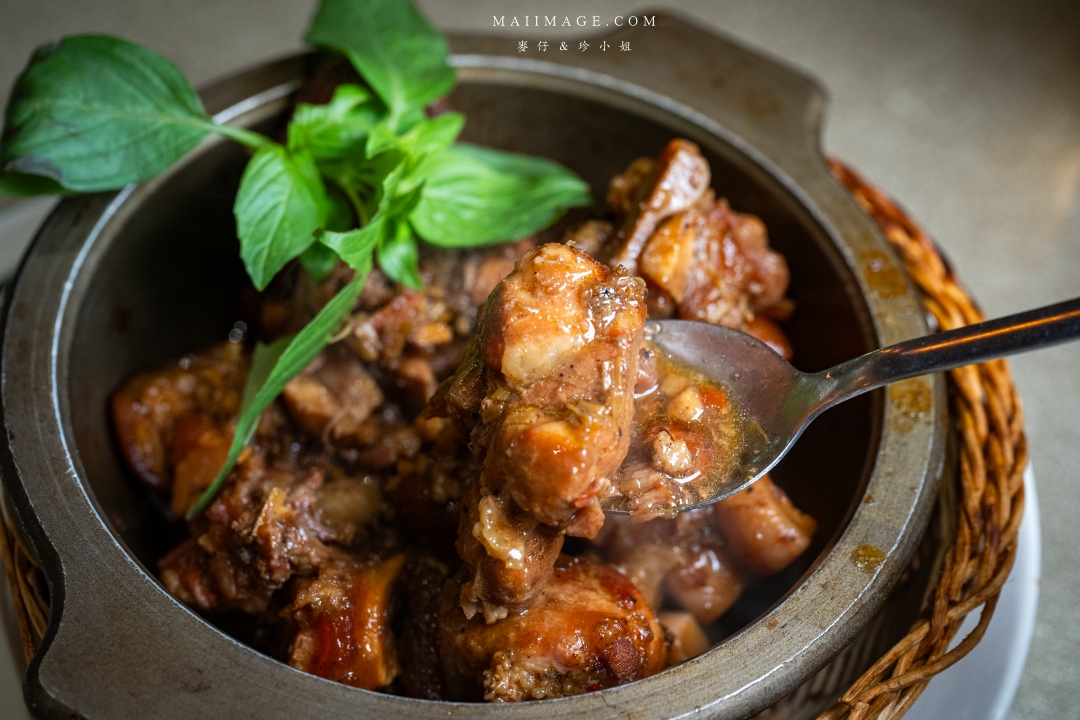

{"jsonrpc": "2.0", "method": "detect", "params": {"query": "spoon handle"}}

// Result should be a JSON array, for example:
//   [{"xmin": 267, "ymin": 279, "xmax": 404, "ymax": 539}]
[{"xmin": 814, "ymin": 296, "xmax": 1080, "ymax": 408}]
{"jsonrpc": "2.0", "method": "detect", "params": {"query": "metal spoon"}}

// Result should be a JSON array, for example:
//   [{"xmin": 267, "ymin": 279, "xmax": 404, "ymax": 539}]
[{"xmin": 612, "ymin": 296, "xmax": 1080, "ymax": 513}]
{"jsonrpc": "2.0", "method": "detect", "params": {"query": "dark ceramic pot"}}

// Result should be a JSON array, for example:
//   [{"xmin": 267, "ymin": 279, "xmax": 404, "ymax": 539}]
[{"xmin": 0, "ymin": 13, "xmax": 946, "ymax": 720}]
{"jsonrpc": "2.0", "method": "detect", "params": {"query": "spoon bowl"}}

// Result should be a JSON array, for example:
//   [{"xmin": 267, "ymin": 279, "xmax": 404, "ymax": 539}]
[
  {"xmin": 638, "ymin": 319, "xmax": 818, "ymax": 505},
  {"xmin": 606, "ymin": 296, "xmax": 1080, "ymax": 513}
]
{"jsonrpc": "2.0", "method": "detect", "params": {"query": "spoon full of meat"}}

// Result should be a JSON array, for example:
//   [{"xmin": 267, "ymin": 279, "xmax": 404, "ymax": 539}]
[{"xmin": 610, "ymin": 296, "xmax": 1080, "ymax": 515}]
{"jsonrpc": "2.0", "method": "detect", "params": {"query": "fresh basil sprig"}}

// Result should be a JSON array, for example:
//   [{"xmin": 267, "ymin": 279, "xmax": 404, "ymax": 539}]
[
  {"xmin": 0, "ymin": 35, "xmax": 267, "ymax": 192},
  {"xmin": 305, "ymin": 0, "xmax": 456, "ymax": 127},
  {"xmin": 235, "ymin": 145, "xmax": 330, "ymax": 290},
  {"xmin": 411, "ymin": 144, "xmax": 600, "ymax": 248},
  {"xmin": 0, "ymin": 0, "xmax": 592, "ymax": 518},
  {"xmin": 287, "ymin": 84, "xmax": 381, "ymax": 160}
]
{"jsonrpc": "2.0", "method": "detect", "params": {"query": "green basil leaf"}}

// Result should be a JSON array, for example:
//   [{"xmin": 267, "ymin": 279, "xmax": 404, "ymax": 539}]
[
  {"xmin": 388, "ymin": 181, "xmax": 424, "ymax": 218},
  {"xmin": 409, "ymin": 144, "xmax": 591, "ymax": 247},
  {"xmin": 319, "ymin": 145, "xmax": 406, "ymax": 212},
  {"xmin": 395, "ymin": 106, "xmax": 428, "ymax": 134},
  {"xmin": 300, "ymin": 241, "xmax": 339, "ymax": 281},
  {"xmin": 325, "ymin": 183, "xmax": 354, "ymax": 231},
  {"xmin": 399, "ymin": 112, "xmax": 464, "ymax": 160},
  {"xmin": 302, "ymin": 183, "xmax": 350, "ymax": 281},
  {"xmin": 186, "ymin": 271, "xmax": 368, "ymax": 519},
  {"xmin": 234, "ymin": 144, "xmax": 329, "ymax": 290},
  {"xmin": 287, "ymin": 84, "xmax": 382, "ymax": 159},
  {"xmin": 321, "ymin": 157, "xmax": 407, "ymax": 272},
  {"xmin": 0, "ymin": 35, "xmax": 219, "ymax": 192},
  {"xmin": 377, "ymin": 219, "xmax": 423, "ymax": 290},
  {"xmin": 363, "ymin": 112, "xmax": 462, "ymax": 164},
  {"xmin": 365, "ymin": 121, "xmax": 399, "ymax": 159},
  {"xmin": 0, "ymin": 171, "xmax": 71, "ymax": 196},
  {"xmin": 305, "ymin": 0, "xmax": 455, "ymax": 121},
  {"xmin": 240, "ymin": 335, "xmax": 294, "ymax": 415},
  {"xmin": 321, "ymin": 225, "xmax": 382, "ymax": 272}
]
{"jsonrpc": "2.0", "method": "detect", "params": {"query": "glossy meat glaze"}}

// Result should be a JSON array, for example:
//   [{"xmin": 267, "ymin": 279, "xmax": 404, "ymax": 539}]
[{"xmin": 112, "ymin": 140, "xmax": 814, "ymax": 701}]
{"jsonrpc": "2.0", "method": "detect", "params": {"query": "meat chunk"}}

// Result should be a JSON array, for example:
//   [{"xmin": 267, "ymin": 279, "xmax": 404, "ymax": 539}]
[
  {"xmin": 460, "ymin": 243, "xmax": 647, "ymax": 530},
  {"xmin": 343, "ymin": 404, "xmax": 422, "ymax": 471},
  {"xmin": 664, "ymin": 543, "xmax": 746, "ymax": 624},
  {"xmin": 744, "ymin": 314, "xmax": 794, "ymax": 361},
  {"xmin": 561, "ymin": 219, "xmax": 613, "ymax": 258},
  {"xmin": 659, "ymin": 611, "xmax": 710, "ymax": 666},
  {"xmin": 158, "ymin": 450, "xmax": 333, "ymax": 615},
  {"xmin": 600, "ymin": 478, "xmax": 813, "ymax": 626},
  {"xmin": 282, "ymin": 344, "xmax": 383, "ymax": 442},
  {"xmin": 727, "ymin": 210, "xmax": 790, "ymax": 313},
  {"xmin": 633, "ymin": 192, "xmax": 791, "ymax": 335},
  {"xmin": 393, "ymin": 354, "xmax": 439, "ymax": 410},
  {"xmin": 604, "ymin": 139, "xmax": 711, "ymax": 272},
  {"xmin": 440, "ymin": 556, "xmax": 666, "ymax": 702},
  {"xmin": 169, "ymin": 414, "xmax": 231, "ymax": 516},
  {"xmin": 112, "ymin": 342, "xmax": 245, "ymax": 492},
  {"xmin": 347, "ymin": 289, "xmax": 429, "ymax": 366},
  {"xmin": 316, "ymin": 474, "xmax": 383, "ymax": 546},
  {"xmin": 390, "ymin": 446, "xmax": 470, "ymax": 548},
  {"xmin": 284, "ymin": 552, "xmax": 406, "ymax": 690},
  {"xmin": 306, "ymin": 241, "xmax": 534, "ymax": 420},
  {"xmin": 597, "ymin": 142, "xmax": 791, "ymax": 355},
  {"xmin": 462, "ymin": 253, "xmax": 517, "ymax": 306},
  {"xmin": 602, "ymin": 509, "xmax": 747, "ymax": 624},
  {"xmin": 432, "ymin": 244, "xmax": 647, "ymax": 619},
  {"xmin": 713, "ymin": 475, "xmax": 816, "ymax": 576},
  {"xmin": 678, "ymin": 199, "xmax": 790, "ymax": 330},
  {"xmin": 455, "ymin": 481, "xmax": 565, "ymax": 623},
  {"xmin": 421, "ymin": 237, "xmax": 537, "ymax": 313}
]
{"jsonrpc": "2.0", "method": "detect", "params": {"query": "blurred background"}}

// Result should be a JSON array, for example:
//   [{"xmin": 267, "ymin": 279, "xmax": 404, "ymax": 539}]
[{"xmin": 0, "ymin": 1, "xmax": 1077, "ymax": 718}]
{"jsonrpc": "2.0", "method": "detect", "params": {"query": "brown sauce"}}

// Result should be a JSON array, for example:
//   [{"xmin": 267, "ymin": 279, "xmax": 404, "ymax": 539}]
[
  {"xmin": 611, "ymin": 348, "xmax": 749, "ymax": 520},
  {"xmin": 111, "ymin": 137, "xmax": 818, "ymax": 702}
]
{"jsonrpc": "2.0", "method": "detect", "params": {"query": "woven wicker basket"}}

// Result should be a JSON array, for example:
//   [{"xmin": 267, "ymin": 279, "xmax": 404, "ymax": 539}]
[{"xmin": 0, "ymin": 159, "xmax": 1027, "ymax": 719}]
